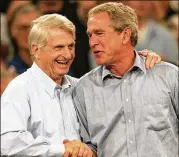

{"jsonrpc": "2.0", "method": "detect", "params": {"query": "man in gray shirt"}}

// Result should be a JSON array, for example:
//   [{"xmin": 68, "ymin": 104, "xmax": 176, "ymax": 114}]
[{"xmin": 72, "ymin": 2, "xmax": 178, "ymax": 157}]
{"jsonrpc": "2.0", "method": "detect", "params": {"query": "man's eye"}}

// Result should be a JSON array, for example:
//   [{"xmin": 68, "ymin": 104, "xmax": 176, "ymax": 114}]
[
  {"xmin": 68, "ymin": 44, "xmax": 74, "ymax": 50},
  {"xmin": 87, "ymin": 33, "xmax": 92, "ymax": 38},
  {"xmin": 97, "ymin": 32, "xmax": 103, "ymax": 35},
  {"xmin": 96, "ymin": 32, "xmax": 104, "ymax": 36},
  {"xmin": 55, "ymin": 46, "xmax": 63, "ymax": 50}
]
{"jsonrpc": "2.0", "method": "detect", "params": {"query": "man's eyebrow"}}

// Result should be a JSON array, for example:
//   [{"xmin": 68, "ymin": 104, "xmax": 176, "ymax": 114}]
[
  {"xmin": 86, "ymin": 29, "xmax": 105, "ymax": 34},
  {"xmin": 68, "ymin": 42, "xmax": 75, "ymax": 46}
]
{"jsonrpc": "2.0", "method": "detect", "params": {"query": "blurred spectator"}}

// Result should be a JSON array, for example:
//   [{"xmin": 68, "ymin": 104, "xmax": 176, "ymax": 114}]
[
  {"xmin": 6, "ymin": 1, "xmax": 30, "ymax": 24},
  {"xmin": 7, "ymin": 3, "xmax": 41, "ymax": 74},
  {"xmin": 151, "ymin": 1, "xmax": 169, "ymax": 25},
  {"xmin": 151, "ymin": 1, "xmax": 178, "ymax": 26},
  {"xmin": 124, "ymin": 1, "xmax": 178, "ymax": 65},
  {"xmin": 1, "ymin": 14, "xmax": 10, "ymax": 61},
  {"xmin": 165, "ymin": 1, "xmax": 178, "ymax": 21},
  {"xmin": 169, "ymin": 1, "xmax": 178, "ymax": 13},
  {"xmin": 1, "ymin": 12, "xmax": 12, "ymax": 63},
  {"xmin": 36, "ymin": 0, "xmax": 64, "ymax": 14},
  {"xmin": 1, "ymin": 13, "xmax": 11, "ymax": 49},
  {"xmin": 167, "ymin": 14, "xmax": 179, "ymax": 45},
  {"xmin": 1, "ymin": 60, "xmax": 17, "ymax": 96},
  {"xmin": 1, "ymin": 1, "xmax": 31, "ymax": 65},
  {"xmin": 1, "ymin": 40, "xmax": 10, "ymax": 66},
  {"xmin": 69, "ymin": 1, "xmax": 98, "ymax": 77},
  {"xmin": 1, "ymin": 59, "xmax": 8, "ymax": 72}
]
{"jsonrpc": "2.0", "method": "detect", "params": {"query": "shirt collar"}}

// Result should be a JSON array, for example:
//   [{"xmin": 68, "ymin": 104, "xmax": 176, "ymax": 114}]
[
  {"xmin": 101, "ymin": 50, "xmax": 146, "ymax": 81},
  {"xmin": 133, "ymin": 50, "xmax": 147, "ymax": 73},
  {"xmin": 30, "ymin": 63, "xmax": 71, "ymax": 98}
]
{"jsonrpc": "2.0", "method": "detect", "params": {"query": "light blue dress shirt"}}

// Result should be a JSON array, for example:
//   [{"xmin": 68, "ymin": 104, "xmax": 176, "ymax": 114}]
[{"xmin": 1, "ymin": 63, "xmax": 80, "ymax": 156}]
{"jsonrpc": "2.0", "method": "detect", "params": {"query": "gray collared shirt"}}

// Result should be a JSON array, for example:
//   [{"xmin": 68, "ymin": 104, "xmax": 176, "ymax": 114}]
[
  {"xmin": 1, "ymin": 63, "xmax": 80, "ymax": 156},
  {"xmin": 72, "ymin": 52, "xmax": 178, "ymax": 157}
]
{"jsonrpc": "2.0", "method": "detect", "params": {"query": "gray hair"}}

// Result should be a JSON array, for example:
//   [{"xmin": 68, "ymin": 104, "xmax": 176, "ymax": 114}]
[{"xmin": 28, "ymin": 13, "xmax": 76, "ymax": 57}]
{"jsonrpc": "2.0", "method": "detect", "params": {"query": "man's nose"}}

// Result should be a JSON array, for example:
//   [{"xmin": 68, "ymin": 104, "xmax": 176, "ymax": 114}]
[
  {"xmin": 89, "ymin": 35, "xmax": 99, "ymax": 48},
  {"xmin": 63, "ymin": 47, "xmax": 73, "ymax": 59}
]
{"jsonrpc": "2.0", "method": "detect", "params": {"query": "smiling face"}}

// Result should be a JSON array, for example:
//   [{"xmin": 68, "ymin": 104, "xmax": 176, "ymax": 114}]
[
  {"xmin": 87, "ymin": 12, "xmax": 123, "ymax": 66},
  {"xmin": 32, "ymin": 28, "xmax": 75, "ymax": 84}
]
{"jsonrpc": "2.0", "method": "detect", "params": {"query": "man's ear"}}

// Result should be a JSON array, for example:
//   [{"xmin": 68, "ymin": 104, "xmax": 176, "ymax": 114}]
[
  {"xmin": 31, "ymin": 44, "xmax": 39, "ymax": 59},
  {"xmin": 121, "ymin": 27, "xmax": 132, "ymax": 45}
]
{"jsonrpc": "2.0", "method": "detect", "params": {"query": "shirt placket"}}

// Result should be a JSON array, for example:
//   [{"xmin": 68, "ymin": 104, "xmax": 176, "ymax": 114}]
[
  {"xmin": 122, "ymin": 74, "xmax": 137, "ymax": 157},
  {"xmin": 56, "ymin": 87, "xmax": 66, "ymax": 140}
]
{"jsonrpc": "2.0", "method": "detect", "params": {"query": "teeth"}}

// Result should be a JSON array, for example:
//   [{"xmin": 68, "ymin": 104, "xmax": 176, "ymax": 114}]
[{"xmin": 56, "ymin": 60, "xmax": 68, "ymax": 64}]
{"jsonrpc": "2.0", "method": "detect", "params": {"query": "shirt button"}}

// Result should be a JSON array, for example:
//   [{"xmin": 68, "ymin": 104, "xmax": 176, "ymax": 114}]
[
  {"xmin": 44, "ymin": 142, "xmax": 48, "ymax": 145},
  {"xmin": 124, "ymin": 79, "xmax": 127, "ymax": 82},
  {"xmin": 128, "ymin": 119, "xmax": 132, "ymax": 123},
  {"xmin": 129, "ymin": 141, "xmax": 133, "ymax": 144},
  {"xmin": 126, "ymin": 98, "xmax": 129, "ymax": 102}
]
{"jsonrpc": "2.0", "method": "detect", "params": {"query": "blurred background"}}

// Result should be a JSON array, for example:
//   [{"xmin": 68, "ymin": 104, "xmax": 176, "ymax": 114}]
[{"xmin": 1, "ymin": 0, "xmax": 178, "ymax": 95}]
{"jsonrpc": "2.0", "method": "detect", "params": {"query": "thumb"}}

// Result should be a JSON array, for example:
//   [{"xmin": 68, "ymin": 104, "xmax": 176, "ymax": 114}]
[{"xmin": 63, "ymin": 139, "xmax": 70, "ymax": 144}]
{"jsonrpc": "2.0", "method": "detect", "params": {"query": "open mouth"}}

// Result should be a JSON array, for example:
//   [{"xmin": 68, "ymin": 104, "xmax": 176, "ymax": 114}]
[
  {"xmin": 94, "ymin": 50, "xmax": 103, "ymax": 54},
  {"xmin": 55, "ymin": 60, "xmax": 69, "ymax": 65}
]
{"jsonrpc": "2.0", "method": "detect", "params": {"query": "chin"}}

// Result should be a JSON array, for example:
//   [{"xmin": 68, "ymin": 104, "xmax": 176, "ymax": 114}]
[
  {"xmin": 94, "ymin": 56, "xmax": 105, "ymax": 65},
  {"xmin": 59, "ymin": 72, "xmax": 68, "ymax": 76},
  {"xmin": 95, "ymin": 60, "xmax": 104, "ymax": 65},
  {"xmin": 58, "ymin": 69, "xmax": 69, "ymax": 76}
]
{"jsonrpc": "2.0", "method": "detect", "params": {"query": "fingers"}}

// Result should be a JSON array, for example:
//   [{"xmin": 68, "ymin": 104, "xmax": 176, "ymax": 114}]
[
  {"xmin": 138, "ymin": 49, "xmax": 148, "ymax": 56},
  {"xmin": 63, "ymin": 151, "xmax": 71, "ymax": 157},
  {"xmin": 63, "ymin": 139, "xmax": 70, "ymax": 144},
  {"xmin": 145, "ymin": 52, "xmax": 153, "ymax": 70},
  {"xmin": 146, "ymin": 51, "xmax": 161, "ymax": 69},
  {"xmin": 73, "ymin": 143, "xmax": 92, "ymax": 157},
  {"xmin": 77, "ymin": 149, "xmax": 93, "ymax": 157},
  {"xmin": 72, "ymin": 147, "xmax": 80, "ymax": 157},
  {"xmin": 91, "ymin": 150, "xmax": 97, "ymax": 157},
  {"xmin": 138, "ymin": 49, "xmax": 152, "ymax": 69},
  {"xmin": 64, "ymin": 140, "xmax": 93, "ymax": 157},
  {"xmin": 84, "ymin": 149, "xmax": 92, "ymax": 157},
  {"xmin": 77, "ymin": 146, "xmax": 85, "ymax": 157},
  {"xmin": 138, "ymin": 49, "xmax": 161, "ymax": 69},
  {"xmin": 155, "ymin": 54, "xmax": 161, "ymax": 64}
]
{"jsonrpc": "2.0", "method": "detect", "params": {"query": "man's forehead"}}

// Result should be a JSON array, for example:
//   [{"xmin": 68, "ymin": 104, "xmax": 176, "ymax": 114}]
[
  {"xmin": 87, "ymin": 17, "xmax": 112, "ymax": 33},
  {"xmin": 88, "ymin": 12, "xmax": 111, "ymax": 25},
  {"xmin": 88, "ymin": 11, "xmax": 109, "ymax": 20}
]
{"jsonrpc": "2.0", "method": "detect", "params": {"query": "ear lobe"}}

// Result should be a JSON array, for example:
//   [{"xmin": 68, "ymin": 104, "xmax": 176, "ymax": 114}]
[
  {"xmin": 122, "ymin": 27, "xmax": 132, "ymax": 45},
  {"xmin": 31, "ymin": 44, "xmax": 39, "ymax": 59}
]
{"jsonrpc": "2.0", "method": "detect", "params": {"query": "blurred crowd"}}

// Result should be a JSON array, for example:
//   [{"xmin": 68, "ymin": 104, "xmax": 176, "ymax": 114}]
[{"xmin": 1, "ymin": 0, "xmax": 178, "ymax": 95}]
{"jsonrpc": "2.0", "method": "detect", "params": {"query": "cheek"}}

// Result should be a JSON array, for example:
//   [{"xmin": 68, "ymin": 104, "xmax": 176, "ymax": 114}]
[
  {"xmin": 71, "ymin": 50, "xmax": 75, "ymax": 59},
  {"xmin": 73, "ymin": 51, "xmax": 75, "ymax": 58}
]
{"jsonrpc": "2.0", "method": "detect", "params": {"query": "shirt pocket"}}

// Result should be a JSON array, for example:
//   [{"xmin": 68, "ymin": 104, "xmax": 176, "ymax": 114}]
[{"xmin": 142, "ymin": 91, "xmax": 171, "ymax": 131}]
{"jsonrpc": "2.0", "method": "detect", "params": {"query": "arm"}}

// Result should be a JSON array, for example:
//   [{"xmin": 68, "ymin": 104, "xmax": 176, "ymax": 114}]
[
  {"xmin": 72, "ymin": 84, "xmax": 97, "ymax": 154},
  {"xmin": 1, "ymin": 133, "xmax": 64, "ymax": 156},
  {"xmin": 1, "ymin": 83, "xmax": 64, "ymax": 157}
]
